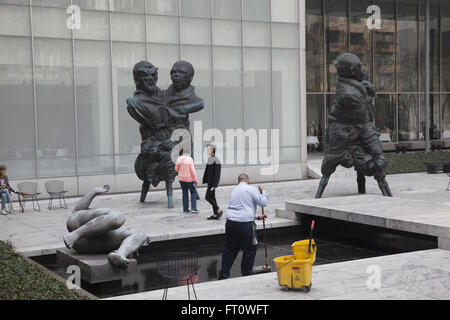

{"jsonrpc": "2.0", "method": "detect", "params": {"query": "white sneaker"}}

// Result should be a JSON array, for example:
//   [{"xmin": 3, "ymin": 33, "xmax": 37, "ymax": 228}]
[{"xmin": 1, "ymin": 210, "xmax": 8, "ymax": 216}]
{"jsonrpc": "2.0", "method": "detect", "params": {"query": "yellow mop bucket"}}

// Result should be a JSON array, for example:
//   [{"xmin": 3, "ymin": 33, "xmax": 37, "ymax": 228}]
[{"xmin": 273, "ymin": 221, "xmax": 317, "ymax": 292}]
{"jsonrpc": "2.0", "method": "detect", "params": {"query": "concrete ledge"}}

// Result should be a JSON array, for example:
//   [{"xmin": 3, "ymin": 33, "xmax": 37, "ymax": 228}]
[
  {"xmin": 438, "ymin": 237, "xmax": 450, "ymax": 250},
  {"xmin": 275, "ymin": 209, "xmax": 300, "ymax": 222},
  {"xmin": 56, "ymin": 248, "xmax": 137, "ymax": 284},
  {"xmin": 285, "ymin": 195, "xmax": 450, "ymax": 239}
]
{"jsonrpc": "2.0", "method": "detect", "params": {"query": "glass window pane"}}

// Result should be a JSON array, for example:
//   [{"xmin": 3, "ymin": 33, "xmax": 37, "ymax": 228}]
[
  {"xmin": 180, "ymin": 0, "xmax": 211, "ymax": 18},
  {"xmin": 442, "ymin": 94, "xmax": 450, "ymax": 138},
  {"xmin": 0, "ymin": 4, "xmax": 30, "ymax": 37},
  {"xmin": 32, "ymin": 6, "xmax": 71, "ymax": 39},
  {"xmin": 244, "ymin": 48, "xmax": 271, "ymax": 130},
  {"xmin": 73, "ymin": 10, "xmax": 110, "ymax": 41},
  {"xmin": 307, "ymin": 95, "xmax": 324, "ymax": 148},
  {"xmin": 180, "ymin": 45, "xmax": 214, "ymax": 131},
  {"xmin": 38, "ymin": 158, "xmax": 76, "ymax": 178},
  {"xmin": 111, "ymin": 0, "xmax": 145, "ymax": 13},
  {"xmin": 397, "ymin": 3, "xmax": 418, "ymax": 92},
  {"xmin": 306, "ymin": 0, "xmax": 324, "ymax": 92},
  {"xmin": 74, "ymin": 40, "xmax": 113, "ymax": 157},
  {"xmin": 375, "ymin": 94, "xmax": 396, "ymax": 142},
  {"xmin": 147, "ymin": 43, "xmax": 179, "ymax": 88},
  {"xmin": 419, "ymin": 3, "xmax": 440, "ymax": 92},
  {"xmin": 111, "ymin": 12, "xmax": 146, "ymax": 42},
  {"xmin": 214, "ymin": 47, "xmax": 243, "ymax": 131},
  {"xmin": 146, "ymin": 0, "xmax": 178, "ymax": 15},
  {"xmin": 1, "ymin": 159, "xmax": 36, "ymax": 180},
  {"xmin": 34, "ymin": 38, "xmax": 76, "ymax": 177},
  {"xmin": 272, "ymin": 49, "xmax": 300, "ymax": 152},
  {"xmin": 78, "ymin": 156, "xmax": 114, "ymax": 175},
  {"xmin": 112, "ymin": 42, "xmax": 146, "ymax": 155},
  {"xmin": 374, "ymin": 0, "xmax": 396, "ymax": 92},
  {"xmin": 420, "ymin": 94, "xmax": 440, "ymax": 139},
  {"xmin": 73, "ymin": 0, "xmax": 109, "ymax": 11},
  {"xmin": 325, "ymin": 0, "xmax": 348, "ymax": 92},
  {"xmin": 0, "ymin": 36, "xmax": 35, "ymax": 163},
  {"xmin": 0, "ymin": 0, "xmax": 29, "ymax": 5},
  {"xmin": 243, "ymin": 21, "xmax": 270, "ymax": 47},
  {"xmin": 271, "ymin": 0, "xmax": 298, "ymax": 23},
  {"xmin": 213, "ymin": 20, "xmax": 241, "ymax": 46},
  {"xmin": 212, "ymin": 0, "xmax": 241, "ymax": 20},
  {"xmin": 243, "ymin": 0, "xmax": 270, "ymax": 21},
  {"xmin": 441, "ymin": 5, "xmax": 450, "ymax": 92},
  {"xmin": 272, "ymin": 23, "xmax": 299, "ymax": 48},
  {"xmin": 350, "ymin": 0, "xmax": 373, "ymax": 79},
  {"xmin": 147, "ymin": 15, "xmax": 179, "ymax": 44},
  {"xmin": 398, "ymin": 94, "xmax": 419, "ymax": 141},
  {"xmin": 32, "ymin": 0, "xmax": 70, "ymax": 8},
  {"xmin": 180, "ymin": 18, "xmax": 211, "ymax": 45}
]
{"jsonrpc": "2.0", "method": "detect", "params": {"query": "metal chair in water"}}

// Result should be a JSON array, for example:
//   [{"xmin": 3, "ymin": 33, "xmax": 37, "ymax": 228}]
[
  {"xmin": 17, "ymin": 182, "xmax": 41, "ymax": 212},
  {"xmin": 156, "ymin": 252, "xmax": 199, "ymax": 300},
  {"xmin": 444, "ymin": 164, "xmax": 450, "ymax": 191},
  {"xmin": 45, "ymin": 181, "xmax": 68, "ymax": 210}
]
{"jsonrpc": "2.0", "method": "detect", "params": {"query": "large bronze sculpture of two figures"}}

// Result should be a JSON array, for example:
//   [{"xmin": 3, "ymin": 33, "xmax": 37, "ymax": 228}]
[{"xmin": 63, "ymin": 60, "xmax": 204, "ymax": 270}]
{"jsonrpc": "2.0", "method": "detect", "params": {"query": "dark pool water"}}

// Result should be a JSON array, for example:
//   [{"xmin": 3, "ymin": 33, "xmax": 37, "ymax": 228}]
[{"xmin": 33, "ymin": 218, "xmax": 437, "ymax": 299}]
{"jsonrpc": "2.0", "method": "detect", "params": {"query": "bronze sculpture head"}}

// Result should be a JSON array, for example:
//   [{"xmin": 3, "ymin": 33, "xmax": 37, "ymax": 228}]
[
  {"xmin": 133, "ymin": 61, "xmax": 159, "ymax": 96},
  {"xmin": 170, "ymin": 60, "xmax": 195, "ymax": 92}
]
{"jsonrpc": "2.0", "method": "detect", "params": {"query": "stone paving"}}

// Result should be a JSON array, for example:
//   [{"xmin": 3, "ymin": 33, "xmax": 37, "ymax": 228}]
[
  {"xmin": 1, "ymin": 171, "xmax": 449, "ymax": 256},
  {"xmin": 107, "ymin": 249, "xmax": 450, "ymax": 300}
]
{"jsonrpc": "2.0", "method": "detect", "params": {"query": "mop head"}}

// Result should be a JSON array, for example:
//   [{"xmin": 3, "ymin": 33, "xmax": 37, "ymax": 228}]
[{"xmin": 253, "ymin": 265, "xmax": 272, "ymax": 274}]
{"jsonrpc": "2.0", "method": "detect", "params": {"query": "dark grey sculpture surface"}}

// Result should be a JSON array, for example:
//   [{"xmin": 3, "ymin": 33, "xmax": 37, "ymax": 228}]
[
  {"xmin": 315, "ymin": 53, "xmax": 392, "ymax": 198},
  {"xmin": 63, "ymin": 186, "xmax": 148, "ymax": 270},
  {"xmin": 127, "ymin": 60, "xmax": 204, "ymax": 207}
]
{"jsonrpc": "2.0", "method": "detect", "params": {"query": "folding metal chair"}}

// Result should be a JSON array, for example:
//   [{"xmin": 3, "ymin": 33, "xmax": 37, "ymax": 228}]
[
  {"xmin": 45, "ymin": 181, "xmax": 67, "ymax": 210},
  {"xmin": 17, "ymin": 182, "xmax": 41, "ymax": 212}
]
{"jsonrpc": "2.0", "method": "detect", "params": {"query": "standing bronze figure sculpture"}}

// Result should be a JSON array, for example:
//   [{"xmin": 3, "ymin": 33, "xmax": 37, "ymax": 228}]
[
  {"xmin": 127, "ymin": 61, "xmax": 204, "ymax": 208},
  {"xmin": 315, "ymin": 53, "xmax": 392, "ymax": 198}
]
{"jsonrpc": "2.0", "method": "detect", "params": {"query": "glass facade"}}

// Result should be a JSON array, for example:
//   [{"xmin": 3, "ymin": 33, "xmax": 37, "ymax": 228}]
[
  {"xmin": 0, "ymin": 0, "xmax": 303, "ymax": 180},
  {"xmin": 306, "ymin": 0, "xmax": 450, "ymax": 146}
]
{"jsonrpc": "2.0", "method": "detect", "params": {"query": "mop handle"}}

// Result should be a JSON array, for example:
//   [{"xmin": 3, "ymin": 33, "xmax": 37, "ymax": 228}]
[
  {"xmin": 308, "ymin": 220, "xmax": 315, "ymax": 253},
  {"xmin": 260, "ymin": 189, "xmax": 269, "ymax": 266}
]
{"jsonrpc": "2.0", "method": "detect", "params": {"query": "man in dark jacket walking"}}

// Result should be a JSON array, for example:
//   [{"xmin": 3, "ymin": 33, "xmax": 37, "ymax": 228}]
[{"xmin": 202, "ymin": 145, "xmax": 222, "ymax": 220}]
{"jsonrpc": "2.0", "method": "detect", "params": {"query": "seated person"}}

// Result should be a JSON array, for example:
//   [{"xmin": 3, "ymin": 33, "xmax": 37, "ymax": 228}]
[{"xmin": 0, "ymin": 165, "xmax": 17, "ymax": 215}]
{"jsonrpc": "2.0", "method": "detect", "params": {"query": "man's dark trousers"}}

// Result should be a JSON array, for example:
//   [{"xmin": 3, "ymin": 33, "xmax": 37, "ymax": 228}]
[{"xmin": 218, "ymin": 220, "xmax": 257, "ymax": 279}]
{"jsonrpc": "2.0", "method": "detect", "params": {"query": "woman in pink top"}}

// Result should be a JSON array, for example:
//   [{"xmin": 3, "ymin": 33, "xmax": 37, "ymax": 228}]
[{"xmin": 175, "ymin": 154, "xmax": 198, "ymax": 213}]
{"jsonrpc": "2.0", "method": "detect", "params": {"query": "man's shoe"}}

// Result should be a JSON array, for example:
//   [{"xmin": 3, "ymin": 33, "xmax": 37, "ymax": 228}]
[
  {"xmin": 1, "ymin": 210, "xmax": 8, "ymax": 216},
  {"xmin": 189, "ymin": 210, "xmax": 199, "ymax": 214}
]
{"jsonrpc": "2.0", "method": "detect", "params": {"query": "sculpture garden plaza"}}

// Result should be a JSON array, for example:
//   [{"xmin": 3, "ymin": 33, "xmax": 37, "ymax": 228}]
[{"xmin": 0, "ymin": 0, "xmax": 449, "ymax": 316}]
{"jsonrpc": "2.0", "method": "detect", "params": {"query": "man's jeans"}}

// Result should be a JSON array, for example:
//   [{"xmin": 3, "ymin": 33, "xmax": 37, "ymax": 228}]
[
  {"xmin": 179, "ymin": 181, "xmax": 197, "ymax": 212},
  {"xmin": 0, "ymin": 189, "xmax": 12, "ymax": 210},
  {"xmin": 218, "ymin": 220, "xmax": 257, "ymax": 279}
]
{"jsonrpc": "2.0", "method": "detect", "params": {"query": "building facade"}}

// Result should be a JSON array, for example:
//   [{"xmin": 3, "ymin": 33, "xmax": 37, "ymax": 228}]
[
  {"xmin": 0, "ymin": 0, "xmax": 449, "ymax": 196},
  {"xmin": 306, "ymin": 0, "xmax": 450, "ymax": 148},
  {"xmin": 0, "ymin": 0, "xmax": 307, "ymax": 195}
]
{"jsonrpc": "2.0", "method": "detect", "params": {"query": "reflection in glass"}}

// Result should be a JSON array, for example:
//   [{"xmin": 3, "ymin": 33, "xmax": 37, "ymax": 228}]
[
  {"xmin": 325, "ymin": 0, "xmax": 348, "ymax": 92},
  {"xmin": 420, "ymin": 2, "xmax": 440, "ymax": 92},
  {"xmin": 272, "ymin": 49, "xmax": 300, "ymax": 154},
  {"xmin": 374, "ymin": 94, "xmax": 396, "ymax": 142},
  {"xmin": 442, "ymin": 94, "xmax": 450, "ymax": 138},
  {"xmin": 243, "ymin": 0, "xmax": 270, "ymax": 22},
  {"xmin": 306, "ymin": 0, "xmax": 323, "ymax": 92},
  {"xmin": 397, "ymin": 3, "xmax": 418, "ymax": 92},
  {"xmin": 244, "ymin": 48, "xmax": 271, "ymax": 130},
  {"xmin": 442, "ymin": 5, "xmax": 450, "ymax": 92},
  {"xmin": 212, "ymin": 0, "xmax": 241, "ymax": 20},
  {"xmin": 74, "ymin": 41, "xmax": 113, "ymax": 157},
  {"xmin": 0, "ymin": 36, "xmax": 35, "ymax": 167},
  {"xmin": 350, "ymin": 0, "xmax": 373, "ymax": 78},
  {"xmin": 398, "ymin": 94, "xmax": 419, "ymax": 141},
  {"xmin": 34, "ymin": 38, "xmax": 76, "ymax": 162},
  {"xmin": 112, "ymin": 42, "xmax": 146, "ymax": 156},
  {"xmin": 420, "ymin": 94, "xmax": 440, "ymax": 139},
  {"xmin": 307, "ymin": 95, "xmax": 324, "ymax": 147}
]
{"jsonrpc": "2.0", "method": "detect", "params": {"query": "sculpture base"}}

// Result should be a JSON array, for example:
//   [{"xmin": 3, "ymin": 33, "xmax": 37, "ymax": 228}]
[{"xmin": 56, "ymin": 248, "xmax": 137, "ymax": 284}]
